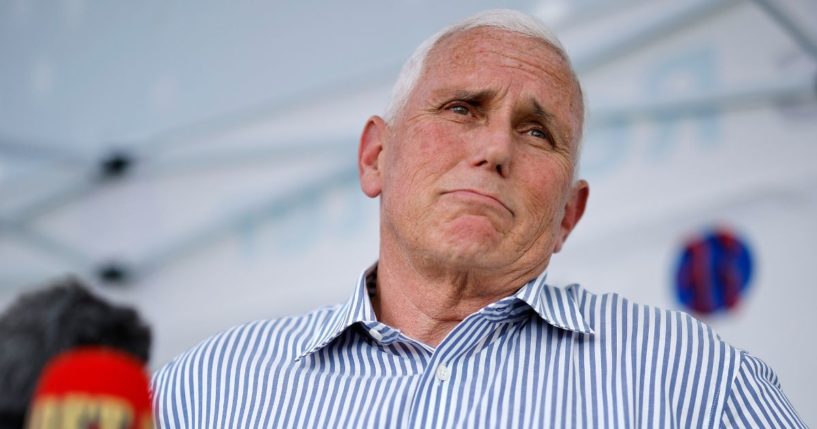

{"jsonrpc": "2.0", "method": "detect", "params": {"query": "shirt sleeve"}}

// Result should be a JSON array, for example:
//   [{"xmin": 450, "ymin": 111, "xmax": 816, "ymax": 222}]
[
  {"xmin": 151, "ymin": 358, "xmax": 190, "ymax": 429},
  {"xmin": 151, "ymin": 362, "xmax": 174, "ymax": 429},
  {"xmin": 719, "ymin": 352, "xmax": 808, "ymax": 428}
]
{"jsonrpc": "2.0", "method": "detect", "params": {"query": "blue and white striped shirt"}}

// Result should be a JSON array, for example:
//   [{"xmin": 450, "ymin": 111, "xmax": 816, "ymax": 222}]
[{"xmin": 152, "ymin": 267, "xmax": 806, "ymax": 428}]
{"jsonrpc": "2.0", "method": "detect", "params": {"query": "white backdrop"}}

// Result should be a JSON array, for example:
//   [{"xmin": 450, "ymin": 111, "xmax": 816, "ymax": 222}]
[{"xmin": 1, "ymin": 0, "xmax": 815, "ymax": 424}]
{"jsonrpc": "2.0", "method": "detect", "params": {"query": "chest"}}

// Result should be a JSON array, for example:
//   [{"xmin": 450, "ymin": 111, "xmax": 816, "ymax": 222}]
[{"xmin": 249, "ymin": 316, "xmax": 728, "ymax": 428}]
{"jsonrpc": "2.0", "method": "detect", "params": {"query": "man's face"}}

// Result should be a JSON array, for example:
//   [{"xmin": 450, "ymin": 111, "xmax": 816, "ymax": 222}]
[{"xmin": 360, "ymin": 27, "xmax": 588, "ymax": 278}]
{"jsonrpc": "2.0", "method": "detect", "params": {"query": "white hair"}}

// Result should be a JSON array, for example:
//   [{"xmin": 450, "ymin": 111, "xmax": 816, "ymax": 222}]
[{"xmin": 384, "ymin": 9, "xmax": 579, "ymax": 124}]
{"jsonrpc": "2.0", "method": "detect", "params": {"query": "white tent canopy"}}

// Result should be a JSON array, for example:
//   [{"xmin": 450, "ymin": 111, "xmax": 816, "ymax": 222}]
[{"xmin": 1, "ymin": 0, "xmax": 815, "ymax": 423}]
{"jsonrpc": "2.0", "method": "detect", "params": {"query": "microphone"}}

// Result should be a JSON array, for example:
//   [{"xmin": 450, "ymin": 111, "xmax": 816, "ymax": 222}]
[
  {"xmin": 0, "ymin": 278, "xmax": 152, "ymax": 427},
  {"xmin": 25, "ymin": 347, "xmax": 153, "ymax": 429}
]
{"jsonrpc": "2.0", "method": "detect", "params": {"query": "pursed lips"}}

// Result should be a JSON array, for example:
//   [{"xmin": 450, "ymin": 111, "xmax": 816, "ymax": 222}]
[{"xmin": 442, "ymin": 189, "xmax": 513, "ymax": 215}]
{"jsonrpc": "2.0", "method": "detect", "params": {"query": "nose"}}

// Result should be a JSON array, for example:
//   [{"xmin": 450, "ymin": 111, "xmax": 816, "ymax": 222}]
[{"xmin": 471, "ymin": 125, "xmax": 512, "ymax": 178}]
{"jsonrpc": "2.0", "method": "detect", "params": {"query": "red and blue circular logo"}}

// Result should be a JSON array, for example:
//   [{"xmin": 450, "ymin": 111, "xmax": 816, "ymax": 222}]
[{"xmin": 675, "ymin": 227, "xmax": 754, "ymax": 315}]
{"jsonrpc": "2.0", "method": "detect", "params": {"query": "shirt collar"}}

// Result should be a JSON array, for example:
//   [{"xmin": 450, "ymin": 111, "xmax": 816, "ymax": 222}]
[
  {"xmin": 511, "ymin": 270, "xmax": 595, "ymax": 335},
  {"xmin": 296, "ymin": 265, "xmax": 378, "ymax": 361},
  {"xmin": 296, "ymin": 263, "xmax": 594, "ymax": 361}
]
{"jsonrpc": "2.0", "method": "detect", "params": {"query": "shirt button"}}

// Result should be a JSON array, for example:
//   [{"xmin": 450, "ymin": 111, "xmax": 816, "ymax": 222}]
[
  {"xmin": 435, "ymin": 364, "xmax": 450, "ymax": 382},
  {"xmin": 368, "ymin": 328, "xmax": 383, "ymax": 342}
]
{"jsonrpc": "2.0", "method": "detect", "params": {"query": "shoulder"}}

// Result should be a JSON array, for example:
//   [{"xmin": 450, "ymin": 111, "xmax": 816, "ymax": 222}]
[
  {"xmin": 566, "ymin": 284, "xmax": 807, "ymax": 427},
  {"xmin": 566, "ymin": 283, "xmax": 732, "ymax": 349},
  {"xmin": 153, "ymin": 305, "xmax": 340, "ymax": 379},
  {"xmin": 566, "ymin": 284, "xmax": 743, "ymax": 426},
  {"xmin": 150, "ymin": 305, "xmax": 341, "ymax": 427},
  {"xmin": 720, "ymin": 351, "xmax": 807, "ymax": 428}
]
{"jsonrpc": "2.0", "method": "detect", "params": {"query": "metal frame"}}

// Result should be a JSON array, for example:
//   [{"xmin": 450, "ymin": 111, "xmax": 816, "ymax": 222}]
[{"xmin": 750, "ymin": 0, "xmax": 817, "ymax": 62}]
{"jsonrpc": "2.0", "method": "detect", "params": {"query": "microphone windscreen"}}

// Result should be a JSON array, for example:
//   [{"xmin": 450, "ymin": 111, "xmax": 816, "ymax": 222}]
[{"xmin": 26, "ymin": 347, "xmax": 153, "ymax": 429}]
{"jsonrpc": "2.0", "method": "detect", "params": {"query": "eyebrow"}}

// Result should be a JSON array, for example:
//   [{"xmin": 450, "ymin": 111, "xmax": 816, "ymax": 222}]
[
  {"xmin": 432, "ymin": 89, "xmax": 563, "ymax": 133},
  {"xmin": 430, "ymin": 88, "xmax": 496, "ymax": 104},
  {"xmin": 529, "ymin": 98, "xmax": 555, "ymax": 123},
  {"xmin": 528, "ymin": 97, "xmax": 571, "ymax": 146}
]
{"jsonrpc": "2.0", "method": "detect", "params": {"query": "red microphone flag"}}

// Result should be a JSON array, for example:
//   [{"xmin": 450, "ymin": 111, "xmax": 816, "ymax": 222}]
[{"xmin": 26, "ymin": 347, "xmax": 154, "ymax": 429}]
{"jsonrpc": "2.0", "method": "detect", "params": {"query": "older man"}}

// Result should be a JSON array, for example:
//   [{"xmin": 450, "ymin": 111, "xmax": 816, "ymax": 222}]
[{"xmin": 152, "ymin": 10, "xmax": 805, "ymax": 428}]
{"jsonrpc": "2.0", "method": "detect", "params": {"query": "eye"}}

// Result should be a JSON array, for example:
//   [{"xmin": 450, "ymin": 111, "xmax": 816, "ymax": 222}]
[
  {"xmin": 448, "ymin": 104, "xmax": 470, "ymax": 115},
  {"xmin": 527, "ymin": 128, "xmax": 548, "ymax": 139},
  {"xmin": 523, "ymin": 126, "xmax": 556, "ymax": 147}
]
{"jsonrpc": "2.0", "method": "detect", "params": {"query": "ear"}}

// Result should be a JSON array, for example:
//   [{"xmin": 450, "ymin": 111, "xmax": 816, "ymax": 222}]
[
  {"xmin": 358, "ymin": 115, "xmax": 388, "ymax": 198},
  {"xmin": 553, "ymin": 180, "xmax": 589, "ymax": 253}
]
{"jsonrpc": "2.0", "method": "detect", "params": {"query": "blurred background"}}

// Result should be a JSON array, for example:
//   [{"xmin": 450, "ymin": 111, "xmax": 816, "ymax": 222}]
[{"xmin": 1, "ymin": 0, "xmax": 815, "ymax": 423}]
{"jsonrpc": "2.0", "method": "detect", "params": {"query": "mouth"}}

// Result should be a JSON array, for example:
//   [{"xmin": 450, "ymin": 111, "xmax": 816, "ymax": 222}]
[{"xmin": 442, "ymin": 189, "xmax": 513, "ymax": 215}]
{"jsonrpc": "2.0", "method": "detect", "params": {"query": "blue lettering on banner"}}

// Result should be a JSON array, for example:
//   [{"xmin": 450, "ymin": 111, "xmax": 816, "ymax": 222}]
[{"xmin": 583, "ymin": 46, "xmax": 722, "ymax": 179}]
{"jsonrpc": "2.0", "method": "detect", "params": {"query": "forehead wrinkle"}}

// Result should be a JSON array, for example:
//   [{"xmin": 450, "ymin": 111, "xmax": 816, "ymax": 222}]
[
  {"xmin": 491, "ymin": 49, "xmax": 581, "ymax": 147},
  {"xmin": 425, "ymin": 28, "xmax": 580, "ymax": 101},
  {"xmin": 463, "ymin": 32, "xmax": 573, "ymax": 83},
  {"xmin": 416, "ymin": 28, "xmax": 583, "ymax": 147},
  {"xmin": 462, "ymin": 31, "xmax": 584, "ymax": 128},
  {"xmin": 442, "ymin": 35, "xmax": 578, "ymax": 113}
]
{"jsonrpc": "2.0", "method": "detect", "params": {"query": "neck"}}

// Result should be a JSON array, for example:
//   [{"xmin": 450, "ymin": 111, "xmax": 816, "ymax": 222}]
[{"xmin": 371, "ymin": 245, "xmax": 541, "ymax": 347}]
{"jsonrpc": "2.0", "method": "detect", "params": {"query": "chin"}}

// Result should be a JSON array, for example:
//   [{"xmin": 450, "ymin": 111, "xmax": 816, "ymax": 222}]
[
  {"xmin": 442, "ymin": 214, "xmax": 505, "ymax": 238},
  {"xmin": 427, "ymin": 218, "xmax": 506, "ymax": 267},
  {"xmin": 426, "ymin": 245, "xmax": 500, "ymax": 271}
]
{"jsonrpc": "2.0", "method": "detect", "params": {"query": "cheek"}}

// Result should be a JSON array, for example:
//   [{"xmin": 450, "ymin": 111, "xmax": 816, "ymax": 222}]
[
  {"xmin": 411, "ymin": 122, "xmax": 461, "ymax": 157},
  {"xmin": 517, "ymin": 158, "xmax": 573, "ymax": 225},
  {"xmin": 381, "ymin": 128, "xmax": 443, "ymax": 207},
  {"xmin": 394, "ymin": 124, "xmax": 462, "ymax": 183}
]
